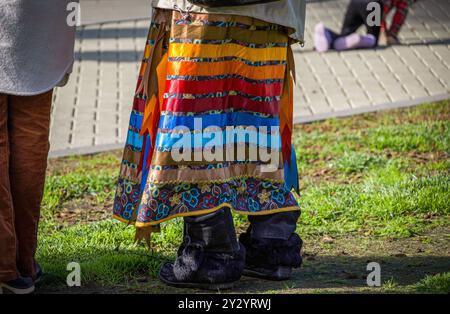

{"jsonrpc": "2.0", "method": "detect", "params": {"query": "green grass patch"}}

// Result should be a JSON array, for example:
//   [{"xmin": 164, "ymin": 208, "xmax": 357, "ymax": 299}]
[
  {"xmin": 298, "ymin": 167, "xmax": 449, "ymax": 237},
  {"xmin": 294, "ymin": 100, "xmax": 450, "ymax": 238},
  {"xmin": 415, "ymin": 272, "xmax": 450, "ymax": 294},
  {"xmin": 38, "ymin": 220, "xmax": 170, "ymax": 286},
  {"xmin": 366, "ymin": 121, "xmax": 449, "ymax": 152}
]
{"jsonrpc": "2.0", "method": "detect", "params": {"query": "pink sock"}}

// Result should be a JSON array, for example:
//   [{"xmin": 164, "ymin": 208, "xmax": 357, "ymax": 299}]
[{"xmin": 334, "ymin": 33, "xmax": 376, "ymax": 51}]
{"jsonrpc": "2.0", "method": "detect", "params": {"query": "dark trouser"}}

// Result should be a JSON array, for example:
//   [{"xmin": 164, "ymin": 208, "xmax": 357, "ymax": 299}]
[
  {"xmin": 0, "ymin": 91, "xmax": 53, "ymax": 282},
  {"xmin": 183, "ymin": 207, "xmax": 239, "ymax": 253},
  {"xmin": 248, "ymin": 211, "xmax": 300, "ymax": 241},
  {"xmin": 340, "ymin": 0, "xmax": 384, "ymax": 44},
  {"xmin": 185, "ymin": 210, "xmax": 300, "ymax": 244}
]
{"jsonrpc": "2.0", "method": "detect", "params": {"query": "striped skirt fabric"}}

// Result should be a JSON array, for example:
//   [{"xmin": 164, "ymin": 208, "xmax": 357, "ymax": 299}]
[{"xmin": 113, "ymin": 9, "xmax": 300, "ymax": 228}]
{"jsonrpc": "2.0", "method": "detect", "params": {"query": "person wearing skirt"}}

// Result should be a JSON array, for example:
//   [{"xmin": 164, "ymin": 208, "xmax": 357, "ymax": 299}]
[{"xmin": 113, "ymin": 0, "xmax": 306, "ymax": 289}]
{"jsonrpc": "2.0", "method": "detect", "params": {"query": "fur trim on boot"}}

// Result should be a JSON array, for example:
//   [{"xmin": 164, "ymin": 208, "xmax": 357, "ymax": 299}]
[{"xmin": 159, "ymin": 241, "xmax": 246, "ymax": 290}]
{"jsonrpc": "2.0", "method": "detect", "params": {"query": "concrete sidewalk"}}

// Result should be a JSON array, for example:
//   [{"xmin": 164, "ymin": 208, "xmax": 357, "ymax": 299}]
[{"xmin": 49, "ymin": 0, "xmax": 450, "ymax": 157}]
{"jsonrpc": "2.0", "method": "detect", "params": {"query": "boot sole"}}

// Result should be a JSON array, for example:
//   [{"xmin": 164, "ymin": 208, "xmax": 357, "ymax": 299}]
[
  {"xmin": 158, "ymin": 269, "xmax": 235, "ymax": 291},
  {"xmin": 243, "ymin": 266, "xmax": 292, "ymax": 281},
  {"xmin": 0, "ymin": 283, "xmax": 35, "ymax": 294}
]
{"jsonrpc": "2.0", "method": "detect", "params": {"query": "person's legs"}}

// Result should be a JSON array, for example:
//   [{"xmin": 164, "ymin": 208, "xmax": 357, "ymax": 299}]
[
  {"xmin": 159, "ymin": 207, "xmax": 245, "ymax": 290},
  {"xmin": 314, "ymin": 0, "xmax": 366, "ymax": 52},
  {"xmin": 340, "ymin": 0, "xmax": 365, "ymax": 37},
  {"xmin": 364, "ymin": 0, "xmax": 383, "ymax": 44},
  {"xmin": 381, "ymin": 0, "xmax": 394, "ymax": 32},
  {"xmin": 8, "ymin": 91, "xmax": 53, "ymax": 279},
  {"xmin": 387, "ymin": 0, "xmax": 409, "ymax": 43},
  {"xmin": 333, "ymin": 0, "xmax": 382, "ymax": 51},
  {"xmin": 334, "ymin": 0, "xmax": 384, "ymax": 51},
  {"xmin": 248, "ymin": 211, "xmax": 300, "ymax": 240},
  {"xmin": 0, "ymin": 94, "xmax": 18, "ymax": 283},
  {"xmin": 314, "ymin": 23, "xmax": 339, "ymax": 52},
  {"xmin": 239, "ymin": 211, "xmax": 302, "ymax": 280},
  {"xmin": 334, "ymin": 33, "xmax": 377, "ymax": 51}
]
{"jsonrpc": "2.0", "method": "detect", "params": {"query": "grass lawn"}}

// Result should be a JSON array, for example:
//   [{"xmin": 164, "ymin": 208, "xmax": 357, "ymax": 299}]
[{"xmin": 36, "ymin": 101, "xmax": 450, "ymax": 294}]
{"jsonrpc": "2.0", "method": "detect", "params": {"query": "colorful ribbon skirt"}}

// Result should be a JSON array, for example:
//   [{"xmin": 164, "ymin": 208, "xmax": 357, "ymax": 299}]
[{"xmin": 113, "ymin": 9, "xmax": 300, "ymax": 228}]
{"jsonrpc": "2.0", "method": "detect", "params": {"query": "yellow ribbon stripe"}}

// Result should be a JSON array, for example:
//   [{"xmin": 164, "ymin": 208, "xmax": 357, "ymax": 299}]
[{"xmin": 169, "ymin": 43, "xmax": 287, "ymax": 62}]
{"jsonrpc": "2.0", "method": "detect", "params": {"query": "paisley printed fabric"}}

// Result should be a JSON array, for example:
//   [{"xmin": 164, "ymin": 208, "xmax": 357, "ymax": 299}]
[{"xmin": 113, "ymin": 9, "xmax": 300, "ymax": 227}]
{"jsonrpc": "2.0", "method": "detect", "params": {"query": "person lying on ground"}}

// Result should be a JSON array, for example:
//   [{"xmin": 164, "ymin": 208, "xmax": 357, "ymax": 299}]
[{"xmin": 314, "ymin": 0, "xmax": 384, "ymax": 52}]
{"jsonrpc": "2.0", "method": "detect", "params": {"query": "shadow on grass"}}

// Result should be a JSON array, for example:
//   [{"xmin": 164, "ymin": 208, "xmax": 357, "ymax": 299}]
[
  {"xmin": 36, "ymin": 247, "xmax": 172, "ymax": 293},
  {"xmin": 36, "ymin": 253, "xmax": 450, "ymax": 294},
  {"xmin": 236, "ymin": 255, "xmax": 450, "ymax": 293}
]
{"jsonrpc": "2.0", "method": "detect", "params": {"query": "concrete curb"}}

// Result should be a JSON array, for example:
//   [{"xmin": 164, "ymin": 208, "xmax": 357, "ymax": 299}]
[
  {"xmin": 49, "ymin": 143, "xmax": 124, "ymax": 158},
  {"xmin": 294, "ymin": 94, "xmax": 450, "ymax": 124}
]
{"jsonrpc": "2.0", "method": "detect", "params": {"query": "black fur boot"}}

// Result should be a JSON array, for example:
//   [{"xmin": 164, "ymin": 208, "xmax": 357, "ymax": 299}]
[
  {"xmin": 158, "ymin": 208, "xmax": 245, "ymax": 290},
  {"xmin": 239, "ymin": 213, "xmax": 303, "ymax": 281}
]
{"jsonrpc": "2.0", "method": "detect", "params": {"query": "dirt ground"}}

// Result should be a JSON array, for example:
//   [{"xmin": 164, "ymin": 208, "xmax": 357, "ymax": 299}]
[{"xmin": 37, "ymin": 224, "xmax": 450, "ymax": 294}]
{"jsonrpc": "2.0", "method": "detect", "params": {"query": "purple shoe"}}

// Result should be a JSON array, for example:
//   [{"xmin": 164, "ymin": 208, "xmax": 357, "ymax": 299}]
[
  {"xmin": 334, "ymin": 33, "xmax": 377, "ymax": 51},
  {"xmin": 314, "ymin": 23, "xmax": 333, "ymax": 52}
]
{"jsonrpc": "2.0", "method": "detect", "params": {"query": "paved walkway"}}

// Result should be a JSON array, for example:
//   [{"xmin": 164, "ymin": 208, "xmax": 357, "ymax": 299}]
[{"xmin": 49, "ymin": 0, "xmax": 450, "ymax": 157}]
